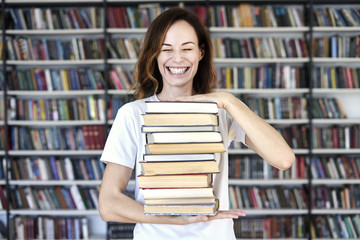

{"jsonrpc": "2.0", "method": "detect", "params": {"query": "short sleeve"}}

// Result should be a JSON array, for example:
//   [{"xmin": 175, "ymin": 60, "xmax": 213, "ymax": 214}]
[{"xmin": 100, "ymin": 103, "xmax": 141, "ymax": 169}]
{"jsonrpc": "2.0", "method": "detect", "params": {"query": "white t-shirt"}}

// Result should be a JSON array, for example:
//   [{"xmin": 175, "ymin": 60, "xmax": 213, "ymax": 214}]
[{"xmin": 100, "ymin": 95, "xmax": 246, "ymax": 240}]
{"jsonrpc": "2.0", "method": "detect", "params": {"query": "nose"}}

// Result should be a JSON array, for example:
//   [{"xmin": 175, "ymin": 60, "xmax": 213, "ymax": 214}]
[{"xmin": 173, "ymin": 50, "xmax": 184, "ymax": 62}]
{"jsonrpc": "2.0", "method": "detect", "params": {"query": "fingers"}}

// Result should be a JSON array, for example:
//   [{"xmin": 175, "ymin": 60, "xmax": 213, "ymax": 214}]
[{"xmin": 183, "ymin": 209, "xmax": 246, "ymax": 224}]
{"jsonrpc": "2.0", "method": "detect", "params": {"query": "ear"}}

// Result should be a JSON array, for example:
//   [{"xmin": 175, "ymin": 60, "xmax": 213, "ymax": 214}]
[{"xmin": 199, "ymin": 49, "xmax": 204, "ymax": 60}]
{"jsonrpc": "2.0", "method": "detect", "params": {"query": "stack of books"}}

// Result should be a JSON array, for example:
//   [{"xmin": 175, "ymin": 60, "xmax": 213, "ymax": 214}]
[{"xmin": 139, "ymin": 101, "xmax": 226, "ymax": 215}]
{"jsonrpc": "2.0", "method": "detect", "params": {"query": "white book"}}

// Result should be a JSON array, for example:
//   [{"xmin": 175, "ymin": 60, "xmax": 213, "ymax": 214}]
[
  {"xmin": 72, "ymin": 38, "xmax": 80, "ymax": 60},
  {"xmin": 81, "ymin": 218, "xmax": 89, "ymax": 240},
  {"xmin": 143, "ymin": 188, "xmax": 214, "ymax": 200},
  {"xmin": 64, "ymin": 157, "xmax": 75, "ymax": 180},
  {"xmin": 145, "ymin": 131, "xmax": 222, "ymax": 144},
  {"xmin": 37, "ymin": 158, "xmax": 49, "ymax": 180},
  {"xmin": 145, "ymin": 101, "xmax": 218, "ymax": 114},
  {"xmin": 143, "ymin": 153, "xmax": 215, "ymax": 162},
  {"xmin": 70, "ymin": 185, "xmax": 86, "ymax": 210}
]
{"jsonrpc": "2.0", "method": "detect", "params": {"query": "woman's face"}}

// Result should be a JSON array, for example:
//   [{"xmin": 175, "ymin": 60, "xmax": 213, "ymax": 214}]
[{"xmin": 157, "ymin": 20, "xmax": 203, "ymax": 93}]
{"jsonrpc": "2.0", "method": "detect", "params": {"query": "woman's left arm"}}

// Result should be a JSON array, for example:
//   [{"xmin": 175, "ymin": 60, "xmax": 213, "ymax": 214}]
[{"xmin": 171, "ymin": 92, "xmax": 295, "ymax": 170}]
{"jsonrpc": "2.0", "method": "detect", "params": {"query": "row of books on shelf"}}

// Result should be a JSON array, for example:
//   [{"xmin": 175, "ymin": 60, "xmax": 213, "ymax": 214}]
[
  {"xmin": 108, "ymin": 66, "xmax": 133, "ymax": 90},
  {"xmin": 313, "ymin": 7, "xmax": 360, "ymax": 27},
  {"xmin": 7, "ymin": 38, "xmax": 105, "ymax": 61},
  {"xmin": 217, "ymin": 65, "xmax": 306, "ymax": 89},
  {"xmin": 10, "ymin": 35, "xmax": 360, "ymax": 62},
  {"xmin": 9, "ymin": 125, "xmax": 106, "ymax": 150},
  {"xmin": 106, "ymin": 38, "xmax": 142, "ymax": 60},
  {"xmin": 9, "ymin": 185, "xmax": 99, "ymax": 210},
  {"xmin": 229, "ymin": 155, "xmax": 307, "ymax": 180},
  {"xmin": 10, "ymin": 216, "xmax": 89, "ymax": 240},
  {"xmin": 8, "ymin": 96, "xmax": 130, "ymax": 122},
  {"xmin": 3, "ymin": 124, "xmax": 360, "ymax": 151},
  {"xmin": 6, "ymin": 65, "xmax": 360, "ymax": 92},
  {"xmin": 107, "ymin": 222, "xmax": 135, "ymax": 240},
  {"xmin": 12, "ymin": 96, "xmax": 345, "ymax": 122},
  {"xmin": 213, "ymin": 37, "xmax": 308, "ymax": 59},
  {"xmin": 11, "ymin": 96, "xmax": 106, "ymax": 121},
  {"xmin": 311, "ymin": 156, "xmax": 360, "ymax": 180},
  {"xmin": 311, "ymin": 215, "xmax": 360, "ymax": 239},
  {"xmin": 11, "ymin": 157, "xmax": 105, "ymax": 181},
  {"xmin": 242, "ymin": 96, "xmax": 308, "ymax": 120},
  {"xmin": 9, "ymin": 68, "xmax": 105, "ymax": 91},
  {"xmin": 312, "ymin": 35, "xmax": 360, "ymax": 58},
  {"xmin": 310, "ymin": 97, "xmax": 347, "ymax": 119},
  {"xmin": 196, "ymin": 4, "xmax": 304, "ymax": 28},
  {"xmin": 235, "ymin": 216, "xmax": 305, "ymax": 239},
  {"xmin": 106, "ymin": 5, "xmax": 162, "ymax": 29},
  {"xmin": 109, "ymin": 216, "xmax": 307, "ymax": 239},
  {"xmin": 312, "ymin": 125, "xmax": 360, "ymax": 149},
  {"xmin": 313, "ymin": 66, "xmax": 360, "ymax": 89},
  {"xmin": 312, "ymin": 185, "xmax": 360, "ymax": 209},
  {"xmin": 229, "ymin": 186, "xmax": 308, "ymax": 210},
  {"xmin": 9, "ymin": 7, "xmax": 104, "ymax": 30}
]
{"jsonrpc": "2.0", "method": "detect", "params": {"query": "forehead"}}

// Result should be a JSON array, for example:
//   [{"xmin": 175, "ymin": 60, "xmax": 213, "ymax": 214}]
[{"xmin": 163, "ymin": 20, "xmax": 198, "ymax": 44}]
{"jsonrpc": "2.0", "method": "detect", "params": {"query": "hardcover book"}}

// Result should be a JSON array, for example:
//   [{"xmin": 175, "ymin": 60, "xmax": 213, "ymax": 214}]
[
  {"xmin": 144, "ymin": 199, "xmax": 219, "ymax": 216},
  {"xmin": 140, "ymin": 160, "xmax": 220, "ymax": 176},
  {"xmin": 138, "ymin": 174, "xmax": 213, "ymax": 188},
  {"xmin": 145, "ymin": 101, "xmax": 218, "ymax": 113}
]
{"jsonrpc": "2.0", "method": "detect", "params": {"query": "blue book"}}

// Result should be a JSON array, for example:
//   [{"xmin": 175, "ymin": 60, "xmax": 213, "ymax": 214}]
[
  {"xmin": 61, "ymin": 188, "xmax": 75, "ymax": 209},
  {"xmin": 49, "ymin": 156, "xmax": 59, "ymax": 180},
  {"xmin": 56, "ymin": 40, "xmax": 63, "ymax": 60},
  {"xmin": 237, "ymin": 68, "xmax": 243, "ymax": 88},
  {"xmin": 330, "ymin": 36, "xmax": 337, "ymax": 58},
  {"xmin": 334, "ymin": 9, "xmax": 347, "ymax": 26},
  {"xmin": 85, "ymin": 158, "xmax": 95, "ymax": 180}
]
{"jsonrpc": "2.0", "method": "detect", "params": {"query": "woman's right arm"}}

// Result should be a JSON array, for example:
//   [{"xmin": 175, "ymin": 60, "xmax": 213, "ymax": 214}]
[{"xmin": 98, "ymin": 162, "xmax": 245, "ymax": 224}]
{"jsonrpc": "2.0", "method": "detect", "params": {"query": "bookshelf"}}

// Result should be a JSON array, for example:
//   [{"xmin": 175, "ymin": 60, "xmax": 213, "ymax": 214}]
[{"xmin": 0, "ymin": 0, "xmax": 359, "ymax": 239}]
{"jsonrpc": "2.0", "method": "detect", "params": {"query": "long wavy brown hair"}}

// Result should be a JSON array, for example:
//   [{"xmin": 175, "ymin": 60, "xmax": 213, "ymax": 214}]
[{"xmin": 131, "ymin": 7, "xmax": 217, "ymax": 99}]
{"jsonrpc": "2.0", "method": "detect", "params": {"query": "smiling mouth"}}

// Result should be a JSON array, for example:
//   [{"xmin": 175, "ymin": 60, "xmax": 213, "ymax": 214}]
[{"xmin": 167, "ymin": 67, "xmax": 189, "ymax": 74}]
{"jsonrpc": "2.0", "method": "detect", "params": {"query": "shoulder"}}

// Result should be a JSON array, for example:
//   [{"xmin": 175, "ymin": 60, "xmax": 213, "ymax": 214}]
[{"xmin": 117, "ymin": 95, "xmax": 157, "ymax": 117}]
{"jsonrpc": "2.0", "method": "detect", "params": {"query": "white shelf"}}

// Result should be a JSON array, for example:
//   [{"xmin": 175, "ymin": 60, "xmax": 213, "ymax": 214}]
[
  {"xmin": 312, "ymin": 119, "xmax": 360, "ymax": 125},
  {"xmin": 228, "ymin": 148, "xmax": 309, "ymax": 155},
  {"xmin": 313, "ymin": 58, "xmax": 360, "ymax": 63},
  {"xmin": 311, "ymin": 209, "xmax": 360, "ymax": 215},
  {"xmin": 229, "ymin": 179, "xmax": 308, "ymax": 185},
  {"xmin": 215, "ymin": 58, "xmax": 309, "ymax": 64},
  {"xmin": 10, "ymin": 180, "xmax": 101, "ymax": 185},
  {"xmin": 218, "ymin": 88, "xmax": 309, "ymax": 95},
  {"xmin": 107, "ymin": 59, "xmax": 137, "ymax": 64},
  {"xmin": 6, "ymin": 60, "xmax": 104, "ymax": 65},
  {"xmin": 6, "ymin": 29, "xmax": 104, "ymax": 35},
  {"xmin": 8, "ymin": 150, "xmax": 103, "ymax": 156},
  {"xmin": 9, "ymin": 209, "xmax": 100, "ymax": 215},
  {"xmin": 209, "ymin": 26, "xmax": 309, "ymax": 33},
  {"xmin": 312, "ymin": 149, "xmax": 360, "ymax": 154},
  {"xmin": 313, "ymin": 26, "xmax": 360, "ymax": 32},
  {"xmin": 244, "ymin": 209, "xmax": 308, "ymax": 216},
  {"xmin": 312, "ymin": 179, "xmax": 360, "ymax": 185},
  {"xmin": 8, "ymin": 120, "xmax": 106, "ymax": 126},
  {"xmin": 107, "ymin": 28, "xmax": 147, "ymax": 34},
  {"xmin": 7, "ymin": 90, "xmax": 106, "ymax": 96},
  {"xmin": 312, "ymin": 88, "xmax": 360, "ymax": 94}
]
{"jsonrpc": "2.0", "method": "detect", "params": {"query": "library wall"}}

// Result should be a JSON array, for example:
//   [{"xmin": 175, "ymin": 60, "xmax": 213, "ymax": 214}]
[{"xmin": 1, "ymin": 0, "xmax": 360, "ymax": 239}]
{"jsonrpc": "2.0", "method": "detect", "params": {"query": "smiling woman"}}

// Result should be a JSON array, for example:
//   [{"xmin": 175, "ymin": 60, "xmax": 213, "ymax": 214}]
[
  {"xmin": 131, "ymin": 7, "xmax": 217, "ymax": 99},
  {"xmin": 98, "ymin": 6, "xmax": 294, "ymax": 240},
  {"xmin": 156, "ymin": 20, "xmax": 203, "ymax": 99}
]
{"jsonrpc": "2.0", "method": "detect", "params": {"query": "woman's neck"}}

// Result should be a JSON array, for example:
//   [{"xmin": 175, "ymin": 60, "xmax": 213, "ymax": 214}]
[{"xmin": 157, "ymin": 89, "xmax": 194, "ymax": 101}]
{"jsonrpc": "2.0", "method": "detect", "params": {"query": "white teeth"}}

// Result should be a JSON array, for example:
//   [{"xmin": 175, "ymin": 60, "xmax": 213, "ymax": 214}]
[{"xmin": 168, "ymin": 67, "xmax": 187, "ymax": 74}]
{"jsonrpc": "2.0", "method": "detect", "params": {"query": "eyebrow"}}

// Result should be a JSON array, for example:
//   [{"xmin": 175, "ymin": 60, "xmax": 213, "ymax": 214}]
[{"xmin": 162, "ymin": 41, "xmax": 196, "ymax": 46}]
